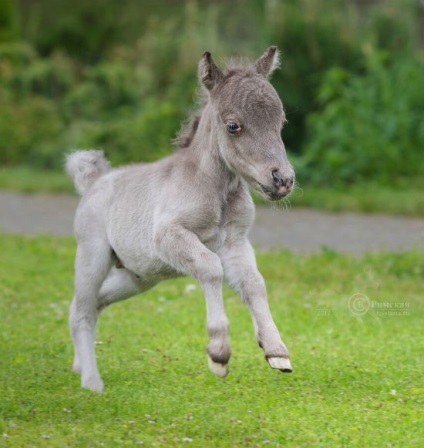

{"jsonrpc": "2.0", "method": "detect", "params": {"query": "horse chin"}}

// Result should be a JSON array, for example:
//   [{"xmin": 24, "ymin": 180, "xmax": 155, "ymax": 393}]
[
  {"xmin": 266, "ymin": 192, "xmax": 286, "ymax": 202},
  {"xmin": 253, "ymin": 182, "xmax": 287, "ymax": 202}
]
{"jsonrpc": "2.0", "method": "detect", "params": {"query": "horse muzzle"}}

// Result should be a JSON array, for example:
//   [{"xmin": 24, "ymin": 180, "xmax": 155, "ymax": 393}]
[{"xmin": 257, "ymin": 168, "xmax": 294, "ymax": 201}]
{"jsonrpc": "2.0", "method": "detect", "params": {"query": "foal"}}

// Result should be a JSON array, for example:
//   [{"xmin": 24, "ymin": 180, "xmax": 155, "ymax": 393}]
[{"xmin": 67, "ymin": 47, "xmax": 295, "ymax": 392}]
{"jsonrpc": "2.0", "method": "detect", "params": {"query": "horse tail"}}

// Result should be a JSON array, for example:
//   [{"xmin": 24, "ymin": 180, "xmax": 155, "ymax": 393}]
[{"xmin": 66, "ymin": 150, "xmax": 111, "ymax": 195}]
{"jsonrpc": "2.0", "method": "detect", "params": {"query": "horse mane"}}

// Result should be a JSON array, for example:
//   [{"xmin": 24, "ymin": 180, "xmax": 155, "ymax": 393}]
[
  {"xmin": 172, "ymin": 88, "xmax": 207, "ymax": 150},
  {"xmin": 173, "ymin": 58, "xmax": 255, "ymax": 150}
]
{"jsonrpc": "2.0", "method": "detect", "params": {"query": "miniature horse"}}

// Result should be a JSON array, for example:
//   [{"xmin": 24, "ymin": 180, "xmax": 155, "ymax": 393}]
[{"xmin": 66, "ymin": 47, "xmax": 295, "ymax": 391}]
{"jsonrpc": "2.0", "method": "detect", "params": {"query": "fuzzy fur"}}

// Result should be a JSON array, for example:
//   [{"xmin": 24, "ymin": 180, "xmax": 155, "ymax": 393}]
[
  {"xmin": 66, "ymin": 47, "xmax": 294, "ymax": 392},
  {"xmin": 66, "ymin": 150, "xmax": 111, "ymax": 195}
]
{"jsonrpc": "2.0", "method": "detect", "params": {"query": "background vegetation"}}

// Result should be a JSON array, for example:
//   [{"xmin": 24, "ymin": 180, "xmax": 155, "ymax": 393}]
[
  {"xmin": 1, "ymin": 235, "xmax": 423, "ymax": 446},
  {"xmin": 1, "ymin": 4, "xmax": 423, "ymax": 445},
  {"xmin": 0, "ymin": 0, "xmax": 423, "ymax": 212}
]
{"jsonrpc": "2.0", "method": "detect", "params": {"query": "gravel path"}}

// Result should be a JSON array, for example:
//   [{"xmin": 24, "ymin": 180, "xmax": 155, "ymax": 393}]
[{"xmin": 1, "ymin": 191, "xmax": 423, "ymax": 254}]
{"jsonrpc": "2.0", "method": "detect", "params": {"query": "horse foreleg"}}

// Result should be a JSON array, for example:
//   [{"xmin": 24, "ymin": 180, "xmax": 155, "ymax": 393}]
[
  {"xmin": 219, "ymin": 239, "xmax": 292, "ymax": 373},
  {"xmin": 156, "ymin": 225, "xmax": 231, "ymax": 377}
]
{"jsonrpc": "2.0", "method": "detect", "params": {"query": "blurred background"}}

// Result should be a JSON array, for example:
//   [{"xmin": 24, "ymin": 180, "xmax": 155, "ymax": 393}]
[{"xmin": 0, "ymin": 0, "xmax": 423, "ymax": 214}]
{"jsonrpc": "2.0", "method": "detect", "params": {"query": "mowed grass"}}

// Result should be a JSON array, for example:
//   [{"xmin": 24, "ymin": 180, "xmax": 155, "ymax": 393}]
[{"xmin": 0, "ymin": 235, "xmax": 423, "ymax": 447}]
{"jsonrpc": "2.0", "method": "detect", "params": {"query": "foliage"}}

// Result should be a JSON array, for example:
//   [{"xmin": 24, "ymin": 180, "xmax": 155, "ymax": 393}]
[
  {"xmin": 0, "ymin": 235, "xmax": 423, "ymax": 446},
  {"xmin": 0, "ymin": 96, "xmax": 64, "ymax": 168},
  {"xmin": 264, "ymin": 0, "xmax": 363, "ymax": 153},
  {"xmin": 0, "ymin": 0, "xmax": 422, "ymax": 190},
  {"xmin": 300, "ymin": 52, "xmax": 424, "ymax": 185},
  {"xmin": 0, "ymin": 0, "xmax": 19, "ymax": 42}
]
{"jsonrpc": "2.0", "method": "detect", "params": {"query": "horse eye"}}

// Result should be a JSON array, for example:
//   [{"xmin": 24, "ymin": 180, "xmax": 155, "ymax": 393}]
[{"xmin": 226, "ymin": 122, "xmax": 241, "ymax": 134}]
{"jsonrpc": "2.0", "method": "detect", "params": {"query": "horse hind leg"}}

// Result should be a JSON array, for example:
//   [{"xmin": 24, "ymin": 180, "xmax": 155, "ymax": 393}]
[{"xmin": 69, "ymin": 240, "xmax": 112, "ymax": 392}]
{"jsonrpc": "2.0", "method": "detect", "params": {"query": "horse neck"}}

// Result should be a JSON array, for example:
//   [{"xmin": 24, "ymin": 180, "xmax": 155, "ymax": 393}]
[{"xmin": 188, "ymin": 102, "xmax": 240, "ymax": 193}]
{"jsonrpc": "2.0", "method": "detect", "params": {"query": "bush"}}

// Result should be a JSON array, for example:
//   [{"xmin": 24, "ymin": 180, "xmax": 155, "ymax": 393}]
[
  {"xmin": 0, "ymin": 96, "xmax": 64, "ymax": 168},
  {"xmin": 1, "ymin": 0, "xmax": 422, "ymax": 186},
  {"xmin": 0, "ymin": 0, "xmax": 19, "ymax": 42},
  {"xmin": 65, "ymin": 93, "xmax": 184, "ymax": 165},
  {"xmin": 0, "ymin": 44, "xmax": 75, "ymax": 100},
  {"xmin": 300, "ymin": 51, "xmax": 424, "ymax": 186},
  {"xmin": 266, "ymin": 0, "xmax": 363, "ymax": 154},
  {"xmin": 262, "ymin": 0, "xmax": 422, "ymax": 155}
]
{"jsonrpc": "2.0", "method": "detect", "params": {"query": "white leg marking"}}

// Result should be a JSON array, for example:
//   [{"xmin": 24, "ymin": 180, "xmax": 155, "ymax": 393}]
[{"xmin": 208, "ymin": 356, "xmax": 229, "ymax": 378}]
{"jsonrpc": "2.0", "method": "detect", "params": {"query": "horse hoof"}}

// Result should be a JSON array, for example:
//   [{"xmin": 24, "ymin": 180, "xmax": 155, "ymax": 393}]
[
  {"xmin": 82, "ymin": 375, "xmax": 104, "ymax": 392},
  {"xmin": 208, "ymin": 356, "xmax": 229, "ymax": 378},
  {"xmin": 267, "ymin": 357, "xmax": 292, "ymax": 373}
]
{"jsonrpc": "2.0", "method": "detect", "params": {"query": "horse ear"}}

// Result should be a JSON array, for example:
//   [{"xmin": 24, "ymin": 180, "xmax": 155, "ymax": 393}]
[
  {"xmin": 198, "ymin": 51, "xmax": 224, "ymax": 91},
  {"xmin": 254, "ymin": 46, "xmax": 280, "ymax": 78}
]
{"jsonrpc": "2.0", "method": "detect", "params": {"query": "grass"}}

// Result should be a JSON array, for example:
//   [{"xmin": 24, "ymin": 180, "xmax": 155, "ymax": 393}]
[
  {"xmin": 0, "ymin": 235, "xmax": 423, "ymax": 447},
  {"xmin": 1, "ymin": 166, "xmax": 423, "ymax": 215},
  {"xmin": 0, "ymin": 167, "xmax": 75, "ymax": 194}
]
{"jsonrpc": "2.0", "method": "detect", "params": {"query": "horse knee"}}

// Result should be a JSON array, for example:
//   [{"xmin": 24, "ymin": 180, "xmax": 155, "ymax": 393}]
[{"xmin": 197, "ymin": 256, "xmax": 223, "ymax": 286}]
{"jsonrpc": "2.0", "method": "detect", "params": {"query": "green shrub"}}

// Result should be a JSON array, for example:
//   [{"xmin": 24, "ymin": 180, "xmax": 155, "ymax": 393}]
[
  {"xmin": 61, "ymin": 61, "xmax": 143, "ymax": 120},
  {"xmin": 262, "ymin": 0, "xmax": 422, "ymax": 155},
  {"xmin": 29, "ymin": 0, "xmax": 124, "ymax": 62},
  {"xmin": 0, "ymin": 0, "xmax": 422, "ymax": 187},
  {"xmin": 0, "ymin": 45, "xmax": 75, "ymax": 100},
  {"xmin": 365, "ymin": 0, "xmax": 422, "ymax": 55},
  {"xmin": 61, "ymin": 82, "xmax": 105, "ymax": 120},
  {"xmin": 0, "ymin": 0, "xmax": 19, "ymax": 42},
  {"xmin": 11, "ymin": 52, "xmax": 74, "ymax": 99},
  {"xmin": 266, "ymin": 0, "xmax": 362, "ymax": 154},
  {"xmin": 300, "ymin": 51, "xmax": 424, "ymax": 186},
  {"xmin": 85, "ymin": 61, "xmax": 140, "ymax": 109},
  {"xmin": 66, "ymin": 94, "xmax": 183, "ymax": 165},
  {"xmin": 0, "ymin": 96, "xmax": 64, "ymax": 168}
]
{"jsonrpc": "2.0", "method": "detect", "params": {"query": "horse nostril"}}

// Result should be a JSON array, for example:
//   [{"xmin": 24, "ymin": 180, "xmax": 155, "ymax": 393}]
[
  {"xmin": 271, "ymin": 169, "xmax": 283, "ymax": 187},
  {"xmin": 272, "ymin": 170, "xmax": 294, "ymax": 190}
]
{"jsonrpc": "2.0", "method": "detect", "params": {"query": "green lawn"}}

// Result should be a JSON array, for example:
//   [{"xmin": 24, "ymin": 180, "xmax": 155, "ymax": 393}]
[
  {"xmin": 0, "ymin": 167, "xmax": 75, "ymax": 194},
  {"xmin": 1, "ymin": 166, "xmax": 423, "ymax": 215},
  {"xmin": 0, "ymin": 235, "xmax": 423, "ymax": 447}
]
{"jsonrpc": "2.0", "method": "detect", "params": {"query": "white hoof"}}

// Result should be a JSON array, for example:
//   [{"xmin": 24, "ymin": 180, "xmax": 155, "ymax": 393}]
[
  {"xmin": 82, "ymin": 375, "xmax": 104, "ymax": 392},
  {"xmin": 267, "ymin": 357, "xmax": 292, "ymax": 373},
  {"xmin": 208, "ymin": 356, "xmax": 229, "ymax": 378}
]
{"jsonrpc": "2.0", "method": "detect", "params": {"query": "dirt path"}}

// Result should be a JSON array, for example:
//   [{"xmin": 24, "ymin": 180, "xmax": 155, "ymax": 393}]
[{"xmin": 1, "ymin": 191, "xmax": 423, "ymax": 254}]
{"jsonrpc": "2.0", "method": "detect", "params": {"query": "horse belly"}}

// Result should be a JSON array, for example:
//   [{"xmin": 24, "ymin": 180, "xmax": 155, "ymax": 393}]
[
  {"xmin": 133, "ymin": 258, "xmax": 181, "ymax": 282},
  {"xmin": 119, "ymin": 248, "xmax": 182, "ymax": 283},
  {"xmin": 110, "ymin": 231, "xmax": 181, "ymax": 281}
]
